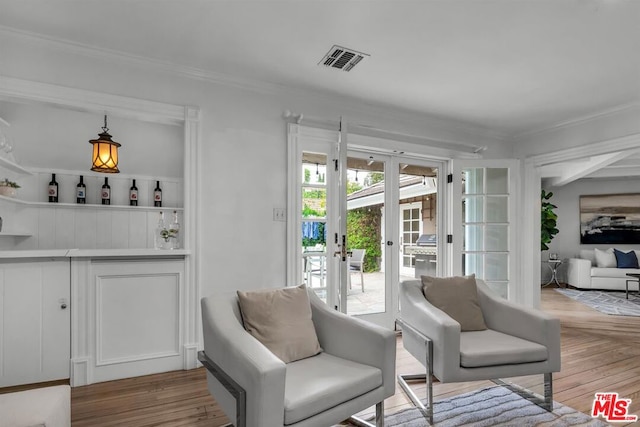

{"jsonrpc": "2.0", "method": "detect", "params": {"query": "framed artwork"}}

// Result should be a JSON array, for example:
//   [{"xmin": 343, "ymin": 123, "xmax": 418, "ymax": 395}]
[{"xmin": 580, "ymin": 193, "xmax": 640, "ymax": 244}]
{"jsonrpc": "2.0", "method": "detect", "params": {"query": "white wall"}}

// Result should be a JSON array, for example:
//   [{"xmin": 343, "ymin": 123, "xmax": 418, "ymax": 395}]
[
  {"xmin": 543, "ymin": 176, "xmax": 640, "ymax": 281},
  {"xmin": 0, "ymin": 29, "xmax": 513, "ymax": 298}
]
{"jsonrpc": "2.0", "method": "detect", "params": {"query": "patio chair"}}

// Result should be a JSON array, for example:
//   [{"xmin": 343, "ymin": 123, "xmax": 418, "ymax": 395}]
[
  {"xmin": 199, "ymin": 285, "xmax": 396, "ymax": 427},
  {"xmin": 349, "ymin": 249, "xmax": 366, "ymax": 292},
  {"xmin": 397, "ymin": 276, "xmax": 561, "ymax": 425},
  {"xmin": 304, "ymin": 252, "xmax": 326, "ymax": 288}
]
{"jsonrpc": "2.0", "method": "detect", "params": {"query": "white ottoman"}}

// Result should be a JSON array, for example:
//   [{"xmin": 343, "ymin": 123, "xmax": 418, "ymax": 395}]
[{"xmin": 0, "ymin": 385, "xmax": 70, "ymax": 427}]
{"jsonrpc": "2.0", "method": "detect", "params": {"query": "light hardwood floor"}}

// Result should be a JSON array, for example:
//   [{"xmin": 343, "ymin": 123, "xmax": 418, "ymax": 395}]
[{"xmin": 69, "ymin": 288, "xmax": 640, "ymax": 426}]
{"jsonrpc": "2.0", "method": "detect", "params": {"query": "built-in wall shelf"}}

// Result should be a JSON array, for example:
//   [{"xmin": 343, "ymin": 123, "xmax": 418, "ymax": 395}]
[
  {"xmin": 0, "ymin": 231, "xmax": 32, "ymax": 238},
  {"xmin": 0, "ymin": 156, "xmax": 33, "ymax": 176},
  {"xmin": 0, "ymin": 194, "xmax": 182, "ymax": 211}
]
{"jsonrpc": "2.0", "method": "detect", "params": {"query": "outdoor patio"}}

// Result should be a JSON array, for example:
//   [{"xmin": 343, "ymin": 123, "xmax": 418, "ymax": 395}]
[{"xmin": 306, "ymin": 270, "xmax": 415, "ymax": 316}]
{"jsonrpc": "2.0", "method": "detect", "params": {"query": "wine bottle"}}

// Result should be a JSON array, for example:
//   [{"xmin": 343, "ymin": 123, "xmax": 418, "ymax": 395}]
[
  {"xmin": 76, "ymin": 175, "xmax": 86, "ymax": 204},
  {"xmin": 154, "ymin": 211, "xmax": 166, "ymax": 249},
  {"xmin": 129, "ymin": 179, "xmax": 138, "ymax": 206},
  {"xmin": 48, "ymin": 173, "xmax": 58, "ymax": 203},
  {"xmin": 169, "ymin": 210, "xmax": 180, "ymax": 249},
  {"xmin": 154, "ymin": 180, "xmax": 162, "ymax": 207},
  {"xmin": 101, "ymin": 177, "xmax": 111, "ymax": 205}
]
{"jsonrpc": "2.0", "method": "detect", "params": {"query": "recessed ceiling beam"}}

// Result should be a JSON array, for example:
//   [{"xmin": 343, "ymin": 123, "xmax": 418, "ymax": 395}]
[{"xmin": 548, "ymin": 149, "xmax": 640, "ymax": 187}]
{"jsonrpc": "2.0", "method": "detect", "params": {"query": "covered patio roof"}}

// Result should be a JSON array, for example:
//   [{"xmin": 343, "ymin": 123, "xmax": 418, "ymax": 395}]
[{"xmin": 347, "ymin": 175, "xmax": 437, "ymax": 210}]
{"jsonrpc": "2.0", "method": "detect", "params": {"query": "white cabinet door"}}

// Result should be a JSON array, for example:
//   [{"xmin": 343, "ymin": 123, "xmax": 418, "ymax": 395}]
[
  {"xmin": 73, "ymin": 258, "xmax": 185, "ymax": 385},
  {"xmin": 0, "ymin": 259, "xmax": 70, "ymax": 387}
]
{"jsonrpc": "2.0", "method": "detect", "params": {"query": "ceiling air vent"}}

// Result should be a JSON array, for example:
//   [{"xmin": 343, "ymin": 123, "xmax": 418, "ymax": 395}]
[{"xmin": 318, "ymin": 45, "xmax": 369, "ymax": 72}]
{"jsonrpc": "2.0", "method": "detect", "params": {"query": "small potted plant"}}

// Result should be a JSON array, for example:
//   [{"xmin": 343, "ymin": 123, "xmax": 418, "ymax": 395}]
[{"xmin": 0, "ymin": 178, "xmax": 20, "ymax": 197}]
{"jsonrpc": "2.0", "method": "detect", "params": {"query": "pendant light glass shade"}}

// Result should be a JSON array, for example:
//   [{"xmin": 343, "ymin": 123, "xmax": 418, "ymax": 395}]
[{"xmin": 90, "ymin": 115, "xmax": 121, "ymax": 173}]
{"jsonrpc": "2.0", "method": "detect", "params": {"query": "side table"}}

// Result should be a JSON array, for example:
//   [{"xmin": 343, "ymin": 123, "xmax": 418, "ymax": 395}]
[
  {"xmin": 625, "ymin": 273, "xmax": 640, "ymax": 299},
  {"xmin": 542, "ymin": 259, "xmax": 563, "ymax": 287}
]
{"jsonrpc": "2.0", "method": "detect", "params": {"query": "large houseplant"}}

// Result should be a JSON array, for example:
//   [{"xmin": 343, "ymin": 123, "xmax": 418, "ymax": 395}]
[{"xmin": 541, "ymin": 189, "xmax": 559, "ymax": 251}]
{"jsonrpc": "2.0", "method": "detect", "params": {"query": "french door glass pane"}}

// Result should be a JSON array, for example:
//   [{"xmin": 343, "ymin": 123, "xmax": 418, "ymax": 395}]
[
  {"xmin": 464, "ymin": 197, "xmax": 483, "ymax": 222},
  {"xmin": 398, "ymin": 163, "xmax": 438, "ymax": 284},
  {"xmin": 486, "ymin": 225, "xmax": 508, "ymax": 251},
  {"xmin": 301, "ymin": 152, "xmax": 328, "ymax": 302},
  {"xmin": 485, "ymin": 254, "xmax": 508, "ymax": 281},
  {"xmin": 346, "ymin": 156, "xmax": 385, "ymax": 316},
  {"xmin": 463, "ymin": 168, "xmax": 483, "ymax": 195},
  {"xmin": 486, "ymin": 196, "xmax": 508, "ymax": 222},
  {"xmin": 464, "ymin": 253, "xmax": 484, "ymax": 277},
  {"xmin": 486, "ymin": 168, "xmax": 508, "ymax": 194},
  {"xmin": 461, "ymin": 166, "xmax": 510, "ymax": 298},
  {"xmin": 464, "ymin": 225, "xmax": 483, "ymax": 251}
]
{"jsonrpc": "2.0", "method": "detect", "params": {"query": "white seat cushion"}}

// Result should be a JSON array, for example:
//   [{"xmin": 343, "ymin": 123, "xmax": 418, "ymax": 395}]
[
  {"xmin": 591, "ymin": 267, "xmax": 640, "ymax": 278},
  {"xmin": 460, "ymin": 329, "xmax": 548, "ymax": 368},
  {"xmin": 284, "ymin": 352, "xmax": 382, "ymax": 425}
]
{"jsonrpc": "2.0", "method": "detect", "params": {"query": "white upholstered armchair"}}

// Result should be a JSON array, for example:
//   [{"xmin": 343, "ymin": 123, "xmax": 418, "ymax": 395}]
[
  {"xmin": 199, "ymin": 287, "xmax": 396, "ymax": 427},
  {"xmin": 398, "ymin": 278, "xmax": 561, "ymax": 424}
]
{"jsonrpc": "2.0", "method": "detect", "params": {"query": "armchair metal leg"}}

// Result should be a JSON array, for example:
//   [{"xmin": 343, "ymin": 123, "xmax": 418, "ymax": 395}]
[
  {"xmin": 198, "ymin": 351, "xmax": 246, "ymax": 427},
  {"xmin": 491, "ymin": 372, "xmax": 554, "ymax": 412},
  {"xmin": 396, "ymin": 319, "xmax": 434, "ymax": 425},
  {"xmin": 348, "ymin": 401, "xmax": 385, "ymax": 427}
]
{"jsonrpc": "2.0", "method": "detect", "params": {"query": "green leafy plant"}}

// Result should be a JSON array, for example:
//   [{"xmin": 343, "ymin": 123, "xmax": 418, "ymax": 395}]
[
  {"xmin": 0, "ymin": 178, "xmax": 20, "ymax": 188},
  {"xmin": 347, "ymin": 207, "xmax": 382, "ymax": 272},
  {"xmin": 541, "ymin": 189, "xmax": 559, "ymax": 251}
]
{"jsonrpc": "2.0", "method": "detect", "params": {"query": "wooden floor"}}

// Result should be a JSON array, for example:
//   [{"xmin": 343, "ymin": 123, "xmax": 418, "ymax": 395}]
[{"xmin": 69, "ymin": 288, "xmax": 640, "ymax": 426}]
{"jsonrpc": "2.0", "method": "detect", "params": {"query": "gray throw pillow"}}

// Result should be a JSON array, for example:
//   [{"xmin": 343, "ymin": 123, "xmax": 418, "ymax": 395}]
[
  {"xmin": 594, "ymin": 248, "xmax": 616, "ymax": 268},
  {"xmin": 421, "ymin": 274, "xmax": 487, "ymax": 331},
  {"xmin": 237, "ymin": 285, "xmax": 322, "ymax": 363}
]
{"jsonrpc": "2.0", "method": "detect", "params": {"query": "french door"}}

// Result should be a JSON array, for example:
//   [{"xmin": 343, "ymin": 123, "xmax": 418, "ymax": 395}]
[
  {"xmin": 450, "ymin": 160, "xmax": 519, "ymax": 299},
  {"xmin": 288, "ymin": 123, "xmax": 444, "ymax": 329}
]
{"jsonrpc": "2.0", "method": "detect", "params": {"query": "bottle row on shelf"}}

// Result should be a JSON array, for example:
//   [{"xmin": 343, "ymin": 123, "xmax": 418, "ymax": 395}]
[{"xmin": 48, "ymin": 174, "xmax": 166, "ymax": 207}]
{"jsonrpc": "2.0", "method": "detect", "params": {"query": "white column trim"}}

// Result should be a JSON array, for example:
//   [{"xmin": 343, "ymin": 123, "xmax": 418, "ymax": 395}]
[{"xmin": 183, "ymin": 106, "xmax": 201, "ymax": 370}]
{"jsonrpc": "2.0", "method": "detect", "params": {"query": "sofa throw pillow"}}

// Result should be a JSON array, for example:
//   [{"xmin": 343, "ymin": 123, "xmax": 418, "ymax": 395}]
[
  {"xmin": 594, "ymin": 248, "xmax": 617, "ymax": 268},
  {"xmin": 614, "ymin": 249, "xmax": 639, "ymax": 269},
  {"xmin": 237, "ymin": 284, "xmax": 322, "ymax": 363},
  {"xmin": 421, "ymin": 274, "xmax": 487, "ymax": 331}
]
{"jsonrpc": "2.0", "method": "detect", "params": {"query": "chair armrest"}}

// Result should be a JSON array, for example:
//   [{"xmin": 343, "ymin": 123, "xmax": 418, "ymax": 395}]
[
  {"xmin": 476, "ymin": 281, "xmax": 561, "ymax": 371},
  {"xmin": 567, "ymin": 258, "xmax": 592, "ymax": 288},
  {"xmin": 308, "ymin": 290, "xmax": 396, "ymax": 397},
  {"xmin": 201, "ymin": 294, "xmax": 286, "ymax": 427},
  {"xmin": 398, "ymin": 280, "xmax": 461, "ymax": 380}
]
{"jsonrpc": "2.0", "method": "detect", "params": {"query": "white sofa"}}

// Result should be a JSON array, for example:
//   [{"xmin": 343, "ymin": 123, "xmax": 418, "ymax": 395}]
[{"xmin": 567, "ymin": 249, "xmax": 640, "ymax": 290}]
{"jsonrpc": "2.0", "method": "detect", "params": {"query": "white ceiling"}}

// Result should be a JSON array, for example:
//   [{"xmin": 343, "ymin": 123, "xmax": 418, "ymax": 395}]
[{"xmin": 1, "ymin": 0, "xmax": 639, "ymax": 182}]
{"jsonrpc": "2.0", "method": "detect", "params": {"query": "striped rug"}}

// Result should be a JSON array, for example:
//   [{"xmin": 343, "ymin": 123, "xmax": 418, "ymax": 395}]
[
  {"xmin": 555, "ymin": 288, "xmax": 640, "ymax": 316},
  {"xmin": 384, "ymin": 386, "xmax": 610, "ymax": 426}
]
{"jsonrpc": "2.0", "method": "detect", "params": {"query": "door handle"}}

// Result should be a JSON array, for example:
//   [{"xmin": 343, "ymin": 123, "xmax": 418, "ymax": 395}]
[{"xmin": 333, "ymin": 235, "xmax": 347, "ymax": 261}]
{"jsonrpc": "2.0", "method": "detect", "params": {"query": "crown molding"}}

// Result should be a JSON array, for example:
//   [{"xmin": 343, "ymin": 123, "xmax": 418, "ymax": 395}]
[
  {"xmin": 0, "ymin": 75, "xmax": 186, "ymax": 125},
  {"xmin": 0, "ymin": 25, "xmax": 509, "ymax": 145},
  {"xmin": 0, "ymin": 25, "xmax": 279, "ymax": 97},
  {"xmin": 515, "ymin": 101, "xmax": 640, "ymax": 141},
  {"xmin": 528, "ymin": 132, "xmax": 640, "ymax": 167}
]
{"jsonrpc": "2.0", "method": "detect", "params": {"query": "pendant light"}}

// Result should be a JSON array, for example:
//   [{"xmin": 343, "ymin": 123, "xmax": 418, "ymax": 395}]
[{"xmin": 90, "ymin": 115, "xmax": 121, "ymax": 173}]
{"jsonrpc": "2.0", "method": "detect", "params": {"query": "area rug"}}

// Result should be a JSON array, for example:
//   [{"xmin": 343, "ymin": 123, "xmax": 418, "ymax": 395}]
[
  {"xmin": 554, "ymin": 288, "xmax": 640, "ymax": 316},
  {"xmin": 384, "ymin": 386, "xmax": 609, "ymax": 426}
]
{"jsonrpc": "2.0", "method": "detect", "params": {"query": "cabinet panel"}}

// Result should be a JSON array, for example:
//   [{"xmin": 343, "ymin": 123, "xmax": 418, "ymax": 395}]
[
  {"xmin": 0, "ymin": 259, "xmax": 70, "ymax": 387},
  {"xmin": 76, "ymin": 258, "xmax": 185, "ymax": 385},
  {"xmin": 96, "ymin": 272, "xmax": 180, "ymax": 364}
]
